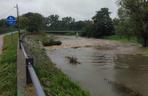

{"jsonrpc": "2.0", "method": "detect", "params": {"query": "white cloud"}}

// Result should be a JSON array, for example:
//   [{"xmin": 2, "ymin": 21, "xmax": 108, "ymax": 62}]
[{"xmin": 0, "ymin": 0, "xmax": 118, "ymax": 20}]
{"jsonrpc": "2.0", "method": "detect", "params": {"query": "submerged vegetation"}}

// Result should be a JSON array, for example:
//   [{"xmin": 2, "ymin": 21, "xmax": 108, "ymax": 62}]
[
  {"xmin": 0, "ymin": 33, "xmax": 17, "ymax": 96},
  {"xmin": 24, "ymin": 33, "xmax": 90, "ymax": 96},
  {"xmin": 65, "ymin": 56, "xmax": 80, "ymax": 64},
  {"xmin": 42, "ymin": 37, "xmax": 62, "ymax": 46}
]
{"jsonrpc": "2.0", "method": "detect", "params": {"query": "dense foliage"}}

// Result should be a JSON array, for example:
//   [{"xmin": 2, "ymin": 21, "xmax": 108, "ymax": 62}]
[
  {"xmin": 45, "ymin": 15, "xmax": 86, "ymax": 31},
  {"xmin": 81, "ymin": 8, "xmax": 114, "ymax": 38},
  {"xmin": 21, "ymin": 12, "xmax": 44, "ymax": 32},
  {"xmin": 115, "ymin": 0, "xmax": 148, "ymax": 47},
  {"xmin": 41, "ymin": 35, "xmax": 62, "ymax": 46}
]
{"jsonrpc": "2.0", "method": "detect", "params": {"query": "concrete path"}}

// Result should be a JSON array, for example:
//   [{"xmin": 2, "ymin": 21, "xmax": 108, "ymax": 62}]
[
  {"xmin": 17, "ymin": 40, "xmax": 35, "ymax": 96},
  {"xmin": 17, "ymin": 45, "xmax": 26, "ymax": 96}
]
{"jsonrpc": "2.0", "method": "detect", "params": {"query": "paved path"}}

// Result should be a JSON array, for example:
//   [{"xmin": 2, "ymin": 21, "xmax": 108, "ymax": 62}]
[
  {"xmin": 17, "ymin": 39, "xmax": 35, "ymax": 96},
  {"xmin": 17, "ymin": 45, "xmax": 26, "ymax": 96}
]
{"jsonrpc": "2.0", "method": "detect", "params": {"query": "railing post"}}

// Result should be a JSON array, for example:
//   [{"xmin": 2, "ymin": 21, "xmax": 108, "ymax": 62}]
[{"xmin": 26, "ymin": 58, "xmax": 33, "ymax": 84}]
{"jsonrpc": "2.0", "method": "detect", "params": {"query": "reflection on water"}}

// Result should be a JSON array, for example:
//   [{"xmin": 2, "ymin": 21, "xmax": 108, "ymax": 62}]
[{"xmin": 46, "ymin": 36, "xmax": 148, "ymax": 96}]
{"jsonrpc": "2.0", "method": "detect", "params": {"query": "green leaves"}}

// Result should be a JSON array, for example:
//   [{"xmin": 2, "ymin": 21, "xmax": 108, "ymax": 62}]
[
  {"xmin": 83, "ymin": 8, "xmax": 114, "ymax": 38},
  {"xmin": 20, "ymin": 12, "xmax": 44, "ymax": 32},
  {"xmin": 118, "ymin": 0, "xmax": 148, "ymax": 47}
]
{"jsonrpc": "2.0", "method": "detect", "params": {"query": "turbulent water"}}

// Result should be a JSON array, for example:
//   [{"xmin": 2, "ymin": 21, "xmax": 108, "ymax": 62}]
[{"xmin": 46, "ymin": 35, "xmax": 148, "ymax": 96}]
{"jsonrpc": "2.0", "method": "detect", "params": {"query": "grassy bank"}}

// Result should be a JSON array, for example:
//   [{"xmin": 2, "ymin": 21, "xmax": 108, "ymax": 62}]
[
  {"xmin": 103, "ymin": 35, "xmax": 148, "ymax": 57},
  {"xmin": 103, "ymin": 35, "xmax": 138, "ymax": 43},
  {"xmin": 24, "ymin": 33, "xmax": 90, "ymax": 96},
  {"xmin": 0, "ymin": 33, "xmax": 18, "ymax": 96}
]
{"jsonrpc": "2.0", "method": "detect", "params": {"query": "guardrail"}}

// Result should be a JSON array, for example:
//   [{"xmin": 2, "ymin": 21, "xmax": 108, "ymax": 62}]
[{"xmin": 20, "ymin": 41, "xmax": 46, "ymax": 96}]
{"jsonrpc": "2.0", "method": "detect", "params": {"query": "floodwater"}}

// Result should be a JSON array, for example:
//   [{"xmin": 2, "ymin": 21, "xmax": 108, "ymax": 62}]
[{"xmin": 46, "ymin": 35, "xmax": 148, "ymax": 96}]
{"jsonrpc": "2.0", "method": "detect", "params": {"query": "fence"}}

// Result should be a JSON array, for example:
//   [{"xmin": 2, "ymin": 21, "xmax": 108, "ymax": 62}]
[{"xmin": 20, "ymin": 40, "xmax": 46, "ymax": 96}]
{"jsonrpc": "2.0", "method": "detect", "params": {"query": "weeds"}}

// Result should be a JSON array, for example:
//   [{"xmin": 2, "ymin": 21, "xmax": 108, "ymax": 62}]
[
  {"xmin": 0, "ymin": 33, "xmax": 18, "ymax": 96},
  {"xmin": 65, "ymin": 56, "xmax": 80, "ymax": 64},
  {"xmin": 41, "ymin": 34, "xmax": 62, "ymax": 46}
]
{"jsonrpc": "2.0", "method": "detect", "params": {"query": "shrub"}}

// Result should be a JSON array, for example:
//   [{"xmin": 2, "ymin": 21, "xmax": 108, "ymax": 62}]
[{"xmin": 42, "ymin": 38, "xmax": 62, "ymax": 46}]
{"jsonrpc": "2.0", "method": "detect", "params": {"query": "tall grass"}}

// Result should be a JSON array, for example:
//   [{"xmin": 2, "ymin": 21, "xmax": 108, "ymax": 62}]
[{"xmin": 0, "ymin": 33, "xmax": 18, "ymax": 96}]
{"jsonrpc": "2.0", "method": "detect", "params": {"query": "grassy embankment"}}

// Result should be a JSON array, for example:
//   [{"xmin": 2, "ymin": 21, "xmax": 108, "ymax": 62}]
[
  {"xmin": 25, "ymin": 33, "xmax": 90, "ymax": 96},
  {"xmin": 103, "ymin": 35, "xmax": 138, "ymax": 43},
  {"xmin": 0, "ymin": 33, "xmax": 18, "ymax": 96},
  {"xmin": 103, "ymin": 35, "xmax": 148, "ymax": 57}
]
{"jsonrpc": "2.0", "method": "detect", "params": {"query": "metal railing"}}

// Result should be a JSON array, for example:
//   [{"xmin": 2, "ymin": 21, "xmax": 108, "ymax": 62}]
[{"xmin": 20, "ymin": 41, "xmax": 46, "ymax": 96}]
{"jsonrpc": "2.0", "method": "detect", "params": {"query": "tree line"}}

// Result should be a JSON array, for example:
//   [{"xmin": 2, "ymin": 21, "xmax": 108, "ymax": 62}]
[
  {"xmin": 0, "ymin": 0, "xmax": 148, "ymax": 47},
  {"xmin": 114, "ymin": 0, "xmax": 148, "ymax": 47},
  {"xmin": 0, "ymin": 8, "xmax": 114, "ymax": 38}
]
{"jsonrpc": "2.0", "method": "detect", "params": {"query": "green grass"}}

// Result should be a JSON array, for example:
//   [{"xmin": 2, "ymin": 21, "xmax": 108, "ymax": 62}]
[
  {"xmin": 0, "ymin": 33, "xmax": 18, "ymax": 96},
  {"xmin": 103, "ymin": 35, "xmax": 138, "ymax": 43},
  {"xmin": 25, "ymin": 33, "xmax": 90, "ymax": 96}
]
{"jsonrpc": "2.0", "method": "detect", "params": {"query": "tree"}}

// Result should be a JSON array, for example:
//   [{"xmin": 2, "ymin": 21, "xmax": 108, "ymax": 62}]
[
  {"xmin": 61, "ymin": 17, "xmax": 75, "ymax": 30},
  {"xmin": 0, "ymin": 19, "xmax": 6, "ymax": 27},
  {"xmin": 92, "ymin": 8, "xmax": 114, "ymax": 37},
  {"xmin": 22, "ymin": 12, "xmax": 44, "ymax": 32},
  {"xmin": 81, "ymin": 21, "xmax": 94, "ymax": 37},
  {"xmin": 47, "ymin": 15, "xmax": 59, "ymax": 30},
  {"xmin": 62, "ymin": 17, "xmax": 75, "ymax": 24},
  {"xmin": 19, "ymin": 16, "xmax": 29, "ymax": 29},
  {"xmin": 113, "ymin": 7, "xmax": 136, "ymax": 40},
  {"xmin": 80, "ymin": 8, "xmax": 114, "ymax": 38},
  {"xmin": 119, "ymin": 0, "xmax": 148, "ymax": 47}
]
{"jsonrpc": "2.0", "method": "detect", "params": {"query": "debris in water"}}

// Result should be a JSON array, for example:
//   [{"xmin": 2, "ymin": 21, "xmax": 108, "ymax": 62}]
[{"xmin": 65, "ymin": 56, "xmax": 80, "ymax": 64}]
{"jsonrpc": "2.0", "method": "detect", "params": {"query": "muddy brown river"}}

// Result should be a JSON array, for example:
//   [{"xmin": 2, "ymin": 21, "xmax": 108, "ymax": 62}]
[{"xmin": 46, "ymin": 35, "xmax": 148, "ymax": 96}]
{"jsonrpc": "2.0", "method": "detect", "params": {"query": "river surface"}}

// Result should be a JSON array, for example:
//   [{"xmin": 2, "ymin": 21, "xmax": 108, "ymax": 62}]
[{"xmin": 46, "ymin": 35, "xmax": 148, "ymax": 96}]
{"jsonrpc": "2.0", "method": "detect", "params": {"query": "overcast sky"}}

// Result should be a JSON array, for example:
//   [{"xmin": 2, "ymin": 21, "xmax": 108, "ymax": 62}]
[{"xmin": 0, "ymin": 0, "xmax": 118, "ymax": 20}]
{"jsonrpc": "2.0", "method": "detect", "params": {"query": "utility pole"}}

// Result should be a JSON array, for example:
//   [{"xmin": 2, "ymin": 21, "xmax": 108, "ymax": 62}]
[{"xmin": 16, "ymin": 4, "xmax": 21, "ymax": 49}]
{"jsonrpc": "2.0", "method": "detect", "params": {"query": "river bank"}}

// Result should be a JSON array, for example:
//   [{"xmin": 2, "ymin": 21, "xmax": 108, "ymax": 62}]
[{"xmin": 24, "ymin": 33, "xmax": 90, "ymax": 96}]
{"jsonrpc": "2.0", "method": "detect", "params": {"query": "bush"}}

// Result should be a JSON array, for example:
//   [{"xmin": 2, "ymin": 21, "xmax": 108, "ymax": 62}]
[{"xmin": 42, "ymin": 38, "xmax": 62, "ymax": 46}]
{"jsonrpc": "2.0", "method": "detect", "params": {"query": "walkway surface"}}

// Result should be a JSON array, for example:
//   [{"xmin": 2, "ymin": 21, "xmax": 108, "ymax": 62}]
[
  {"xmin": 17, "ymin": 41, "xmax": 35, "ymax": 96},
  {"xmin": 17, "ymin": 45, "xmax": 26, "ymax": 96}
]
